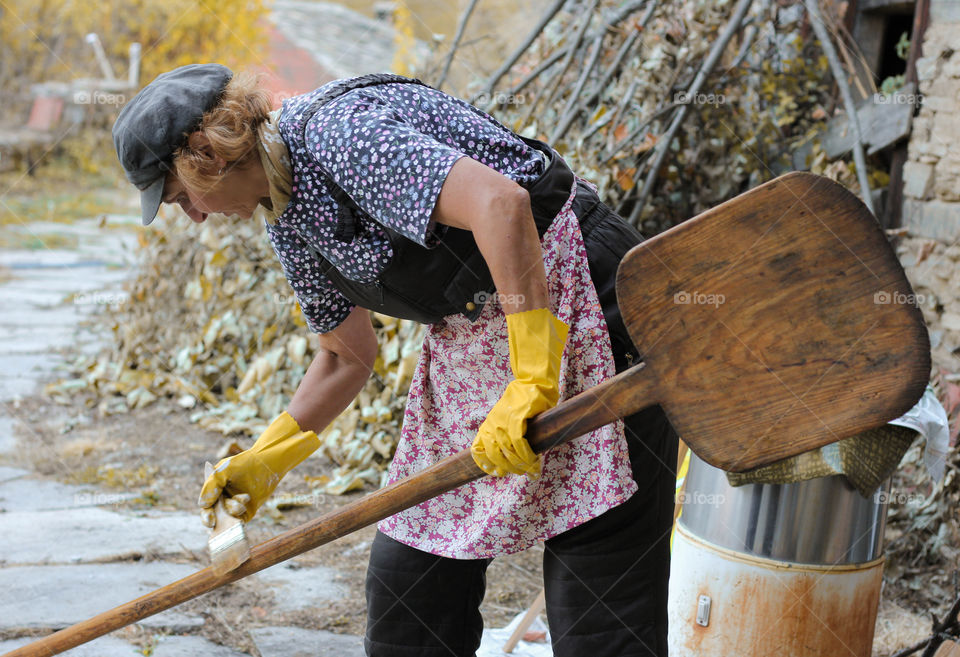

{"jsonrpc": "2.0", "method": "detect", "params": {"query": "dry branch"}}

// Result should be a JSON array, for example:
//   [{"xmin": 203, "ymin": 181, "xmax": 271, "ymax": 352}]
[
  {"xmin": 436, "ymin": 0, "xmax": 480, "ymax": 88},
  {"xmin": 804, "ymin": 0, "xmax": 875, "ymax": 215},
  {"xmin": 631, "ymin": 0, "xmax": 756, "ymax": 222}
]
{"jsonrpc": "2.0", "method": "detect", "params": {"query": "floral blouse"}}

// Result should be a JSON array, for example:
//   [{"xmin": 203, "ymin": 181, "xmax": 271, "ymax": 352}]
[{"xmin": 264, "ymin": 80, "xmax": 545, "ymax": 333}]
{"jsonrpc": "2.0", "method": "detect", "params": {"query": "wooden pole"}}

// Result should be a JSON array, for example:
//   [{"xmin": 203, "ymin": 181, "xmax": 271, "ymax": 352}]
[
  {"xmin": 2, "ymin": 364, "xmax": 654, "ymax": 657},
  {"xmin": 503, "ymin": 589, "xmax": 547, "ymax": 653}
]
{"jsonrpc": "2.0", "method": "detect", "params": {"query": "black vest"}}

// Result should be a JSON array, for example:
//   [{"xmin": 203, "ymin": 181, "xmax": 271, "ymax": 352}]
[{"xmin": 292, "ymin": 73, "xmax": 600, "ymax": 324}]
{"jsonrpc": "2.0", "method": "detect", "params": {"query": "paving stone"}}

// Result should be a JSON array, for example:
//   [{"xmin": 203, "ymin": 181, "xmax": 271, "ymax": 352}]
[
  {"xmin": 0, "ymin": 352, "xmax": 61, "ymax": 400},
  {"xmin": 0, "ymin": 563, "xmax": 203, "ymax": 631},
  {"xmin": 151, "ymin": 634, "xmax": 251, "ymax": 656},
  {"xmin": 4, "ymin": 270, "xmax": 130, "ymax": 301},
  {"xmin": 0, "ymin": 324, "xmax": 81, "ymax": 355},
  {"xmin": 903, "ymin": 160, "xmax": 935, "ymax": 200},
  {"xmin": 0, "ymin": 299, "xmax": 82, "ymax": 328},
  {"xmin": 0, "ymin": 506, "xmax": 207, "ymax": 564},
  {"xmin": 0, "ymin": 465, "xmax": 29, "ymax": 482},
  {"xmin": 0, "ymin": 476, "xmax": 113, "ymax": 512},
  {"xmin": 0, "ymin": 248, "xmax": 93, "ymax": 269},
  {"xmin": 255, "ymin": 562, "xmax": 347, "ymax": 611},
  {"xmin": 0, "ymin": 415, "xmax": 18, "ymax": 455},
  {"xmin": 903, "ymin": 199, "xmax": 960, "ymax": 241},
  {"xmin": 250, "ymin": 626, "xmax": 365, "ymax": 657},
  {"xmin": 0, "ymin": 634, "xmax": 138, "ymax": 657},
  {"xmin": 0, "ymin": 284, "xmax": 72, "ymax": 309}
]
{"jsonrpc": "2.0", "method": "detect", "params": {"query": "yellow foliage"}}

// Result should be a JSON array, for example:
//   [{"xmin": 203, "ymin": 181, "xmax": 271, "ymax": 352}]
[
  {"xmin": 390, "ymin": 3, "xmax": 418, "ymax": 76},
  {"xmin": 0, "ymin": 0, "xmax": 266, "ymax": 94}
]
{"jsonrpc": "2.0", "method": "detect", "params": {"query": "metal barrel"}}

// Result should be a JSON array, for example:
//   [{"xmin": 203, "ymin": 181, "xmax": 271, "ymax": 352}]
[
  {"xmin": 678, "ymin": 454, "xmax": 889, "ymax": 564},
  {"xmin": 667, "ymin": 454, "xmax": 889, "ymax": 656}
]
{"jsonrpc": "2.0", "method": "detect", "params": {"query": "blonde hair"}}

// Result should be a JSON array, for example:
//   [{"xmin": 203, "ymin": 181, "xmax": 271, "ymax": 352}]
[{"xmin": 173, "ymin": 71, "xmax": 272, "ymax": 191}]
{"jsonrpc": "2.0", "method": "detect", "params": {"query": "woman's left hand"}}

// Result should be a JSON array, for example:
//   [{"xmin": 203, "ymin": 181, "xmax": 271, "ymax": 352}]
[{"xmin": 471, "ymin": 308, "xmax": 569, "ymax": 478}]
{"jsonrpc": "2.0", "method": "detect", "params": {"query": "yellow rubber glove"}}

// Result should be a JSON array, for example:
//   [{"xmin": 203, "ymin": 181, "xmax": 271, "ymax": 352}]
[
  {"xmin": 471, "ymin": 308, "xmax": 569, "ymax": 478},
  {"xmin": 198, "ymin": 411, "xmax": 319, "ymax": 524}
]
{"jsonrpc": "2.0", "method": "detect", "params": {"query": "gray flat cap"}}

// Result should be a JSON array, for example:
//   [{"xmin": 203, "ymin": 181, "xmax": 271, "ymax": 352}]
[{"xmin": 112, "ymin": 63, "xmax": 233, "ymax": 225}]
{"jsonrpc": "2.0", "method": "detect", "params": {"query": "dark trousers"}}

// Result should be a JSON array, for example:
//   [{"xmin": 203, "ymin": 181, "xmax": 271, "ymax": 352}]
[
  {"xmin": 364, "ymin": 404, "xmax": 677, "ymax": 657},
  {"xmin": 364, "ymin": 199, "xmax": 678, "ymax": 657}
]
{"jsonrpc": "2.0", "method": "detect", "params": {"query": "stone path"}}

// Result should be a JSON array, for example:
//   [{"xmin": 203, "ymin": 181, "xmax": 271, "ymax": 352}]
[
  {"xmin": 0, "ymin": 216, "xmax": 365, "ymax": 656},
  {"xmin": 268, "ymin": 0, "xmax": 399, "ymax": 80}
]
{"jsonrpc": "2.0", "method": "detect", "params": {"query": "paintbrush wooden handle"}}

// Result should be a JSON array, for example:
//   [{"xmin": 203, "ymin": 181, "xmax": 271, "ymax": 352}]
[{"xmin": 2, "ymin": 363, "xmax": 656, "ymax": 657}]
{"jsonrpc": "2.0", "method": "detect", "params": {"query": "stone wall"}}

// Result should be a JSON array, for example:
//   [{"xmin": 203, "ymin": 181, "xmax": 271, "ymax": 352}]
[
  {"xmin": 898, "ymin": 2, "xmax": 960, "ymax": 375},
  {"xmin": 897, "ymin": 237, "xmax": 960, "ymax": 373}
]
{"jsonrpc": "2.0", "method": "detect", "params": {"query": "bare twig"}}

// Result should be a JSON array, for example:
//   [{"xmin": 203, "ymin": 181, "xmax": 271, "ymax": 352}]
[
  {"xmin": 892, "ymin": 637, "xmax": 931, "ymax": 657},
  {"xmin": 506, "ymin": 47, "xmax": 568, "ymax": 99},
  {"xmin": 487, "ymin": 0, "xmax": 653, "ymax": 112},
  {"xmin": 886, "ymin": 594, "xmax": 960, "ymax": 657},
  {"xmin": 604, "ymin": 100, "xmax": 677, "ymax": 163},
  {"xmin": 631, "ymin": 0, "xmax": 756, "ymax": 223},
  {"xmin": 603, "ymin": 78, "xmax": 640, "ymax": 152},
  {"xmin": 920, "ymin": 595, "xmax": 960, "ymax": 657},
  {"xmin": 435, "ymin": 0, "xmax": 480, "ymax": 89},
  {"xmin": 604, "ymin": 0, "xmax": 652, "ymax": 27},
  {"xmin": 583, "ymin": 1, "xmax": 657, "ymax": 107},
  {"xmin": 472, "ymin": 0, "xmax": 568, "ymax": 103},
  {"xmin": 548, "ymin": 34, "xmax": 604, "ymax": 143},
  {"xmin": 730, "ymin": 19, "xmax": 758, "ymax": 69},
  {"xmin": 522, "ymin": 0, "xmax": 601, "ymax": 127},
  {"xmin": 804, "ymin": 0, "xmax": 875, "ymax": 216}
]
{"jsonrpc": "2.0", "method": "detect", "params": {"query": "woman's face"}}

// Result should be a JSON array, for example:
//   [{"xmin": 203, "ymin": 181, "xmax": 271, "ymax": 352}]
[{"xmin": 161, "ymin": 161, "xmax": 267, "ymax": 223}]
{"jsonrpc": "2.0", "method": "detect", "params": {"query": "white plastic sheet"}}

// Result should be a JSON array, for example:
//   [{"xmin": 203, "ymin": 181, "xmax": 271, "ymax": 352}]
[
  {"xmin": 477, "ymin": 610, "xmax": 553, "ymax": 657},
  {"xmin": 888, "ymin": 385, "xmax": 951, "ymax": 482}
]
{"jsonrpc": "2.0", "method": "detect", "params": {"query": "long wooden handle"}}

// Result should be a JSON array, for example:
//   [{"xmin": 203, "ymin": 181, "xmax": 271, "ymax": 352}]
[{"xmin": 3, "ymin": 363, "xmax": 655, "ymax": 657}]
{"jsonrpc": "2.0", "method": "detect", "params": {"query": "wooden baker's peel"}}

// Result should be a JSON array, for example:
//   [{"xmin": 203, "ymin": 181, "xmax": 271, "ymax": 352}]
[
  {"xmin": 3, "ymin": 172, "xmax": 930, "ymax": 657},
  {"xmin": 614, "ymin": 171, "xmax": 930, "ymax": 471}
]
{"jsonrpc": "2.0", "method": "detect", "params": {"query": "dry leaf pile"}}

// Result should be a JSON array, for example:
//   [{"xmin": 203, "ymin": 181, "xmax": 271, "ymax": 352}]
[
  {"xmin": 47, "ymin": 214, "xmax": 424, "ymax": 494},
  {"xmin": 436, "ymin": 0, "xmax": 889, "ymax": 233}
]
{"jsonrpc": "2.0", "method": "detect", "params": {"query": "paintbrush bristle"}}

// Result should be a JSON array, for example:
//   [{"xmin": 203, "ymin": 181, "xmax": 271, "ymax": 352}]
[{"xmin": 210, "ymin": 520, "xmax": 250, "ymax": 575}]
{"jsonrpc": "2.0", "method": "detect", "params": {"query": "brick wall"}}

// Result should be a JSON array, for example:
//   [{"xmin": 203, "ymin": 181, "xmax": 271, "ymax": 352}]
[{"xmin": 898, "ymin": 1, "xmax": 960, "ymax": 375}]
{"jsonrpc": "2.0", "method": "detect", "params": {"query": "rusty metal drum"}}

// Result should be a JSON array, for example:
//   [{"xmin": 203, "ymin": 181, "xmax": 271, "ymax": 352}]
[{"xmin": 668, "ymin": 453, "xmax": 889, "ymax": 656}]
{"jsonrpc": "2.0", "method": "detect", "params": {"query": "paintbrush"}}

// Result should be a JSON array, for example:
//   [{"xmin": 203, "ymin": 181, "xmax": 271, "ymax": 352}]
[{"xmin": 203, "ymin": 461, "xmax": 251, "ymax": 575}]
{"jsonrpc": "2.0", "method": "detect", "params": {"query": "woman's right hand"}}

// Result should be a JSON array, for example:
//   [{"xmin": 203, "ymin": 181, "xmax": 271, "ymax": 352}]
[{"xmin": 198, "ymin": 411, "xmax": 320, "ymax": 524}]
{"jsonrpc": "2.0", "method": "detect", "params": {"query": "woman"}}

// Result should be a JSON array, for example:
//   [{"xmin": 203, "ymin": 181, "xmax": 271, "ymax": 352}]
[{"xmin": 113, "ymin": 63, "xmax": 678, "ymax": 657}]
